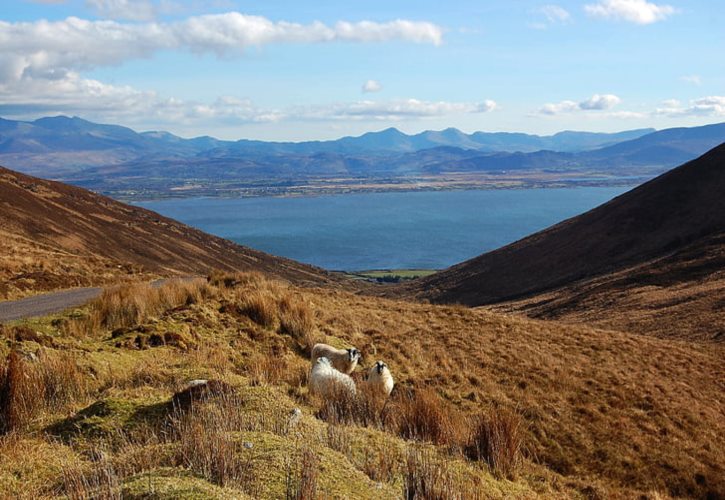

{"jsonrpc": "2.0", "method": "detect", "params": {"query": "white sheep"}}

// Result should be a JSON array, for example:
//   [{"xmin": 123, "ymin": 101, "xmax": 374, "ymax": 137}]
[
  {"xmin": 309, "ymin": 357, "xmax": 357, "ymax": 398},
  {"xmin": 311, "ymin": 343, "xmax": 361, "ymax": 375},
  {"xmin": 364, "ymin": 361, "xmax": 395, "ymax": 397}
]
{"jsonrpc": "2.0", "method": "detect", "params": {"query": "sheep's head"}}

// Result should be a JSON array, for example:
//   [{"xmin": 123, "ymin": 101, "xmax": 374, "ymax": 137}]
[
  {"xmin": 317, "ymin": 356, "xmax": 332, "ymax": 366},
  {"xmin": 347, "ymin": 348, "xmax": 361, "ymax": 363},
  {"xmin": 374, "ymin": 361, "xmax": 388, "ymax": 375}
]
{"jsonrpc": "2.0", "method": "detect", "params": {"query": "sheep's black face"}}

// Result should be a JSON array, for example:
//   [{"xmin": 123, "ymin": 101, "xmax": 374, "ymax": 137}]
[
  {"xmin": 347, "ymin": 348, "xmax": 361, "ymax": 362},
  {"xmin": 375, "ymin": 361, "xmax": 387, "ymax": 374}
]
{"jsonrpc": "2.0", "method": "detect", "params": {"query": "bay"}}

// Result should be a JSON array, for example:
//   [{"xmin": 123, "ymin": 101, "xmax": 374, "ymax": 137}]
[{"xmin": 136, "ymin": 187, "xmax": 629, "ymax": 271}]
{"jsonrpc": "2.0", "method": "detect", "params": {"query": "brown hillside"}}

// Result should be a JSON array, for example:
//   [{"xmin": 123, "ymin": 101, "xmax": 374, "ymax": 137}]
[
  {"xmin": 0, "ymin": 165, "xmax": 336, "ymax": 299},
  {"xmin": 490, "ymin": 231, "xmax": 725, "ymax": 341},
  {"xmin": 402, "ymin": 143, "xmax": 725, "ymax": 338},
  {"xmin": 1, "ymin": 275, "xmax": 723, "ymax": 498}
]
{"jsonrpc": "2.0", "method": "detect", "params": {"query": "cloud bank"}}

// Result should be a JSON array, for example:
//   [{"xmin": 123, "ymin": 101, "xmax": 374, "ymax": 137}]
[
  {"xmin": 540, "ymin": 94, "xmax": 621, "ymax": 115},
  {"xmin": 0, "ymin": 13, "xmax": 443, "ymax": 86},
  {"xmin": 584, "ymin": 0, "xmax": 677, "ymax": 24}
]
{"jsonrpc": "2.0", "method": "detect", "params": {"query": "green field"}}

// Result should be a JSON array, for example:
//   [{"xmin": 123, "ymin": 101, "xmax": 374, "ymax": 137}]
[{"xmin": 348, "ymin": 269, "xmax": 437, "ymax": 283}]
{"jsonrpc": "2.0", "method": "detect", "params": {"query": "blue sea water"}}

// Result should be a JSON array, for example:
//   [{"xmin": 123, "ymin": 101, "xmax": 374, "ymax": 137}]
[{"xmin": 136, "ymin": 187, "xmax": 629, "ymax": 271}]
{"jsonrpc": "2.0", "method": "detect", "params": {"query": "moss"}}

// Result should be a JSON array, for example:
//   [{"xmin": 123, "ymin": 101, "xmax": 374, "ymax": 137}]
[
  {"xmin": 110, "ymin": 320, "xmax": 197, "ymax": 351},
  {"xmin": 229, "ymin": 430, "xmax": 399, "ymax": 499},
  {"xmin": 0, "ymin": 437, "xmax": 85, "ymax": 498},
  {"xmin": 48, "ymin": 397, "xmax": 170, "ymax": 442},
  {"xmin": 122, "ymin": 468, "xmax": 252, "ymax": 499}
]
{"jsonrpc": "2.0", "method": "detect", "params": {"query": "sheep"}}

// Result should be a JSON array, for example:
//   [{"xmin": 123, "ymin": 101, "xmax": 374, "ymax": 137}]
[
  {"xmin": 364, "ymin": 361, "xmax": 395, "ymax": 397},
  {"xmin": 309, "ymin": 357, "xmax": 356, "ymax": 398},
  {"xmin": 311, "ymin": 343, "xmax": 361, "ymax": 375}
]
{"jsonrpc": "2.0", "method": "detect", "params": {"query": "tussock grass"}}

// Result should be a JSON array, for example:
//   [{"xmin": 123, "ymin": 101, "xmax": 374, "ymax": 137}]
[
  {"xmin": 403, "ymin": 448, "xmax": 461, "ymax": 500},
  {"xmin": 1, "ymin": 350, "xmax": 88, "ymax": 433},
  {"xmin": 394, "ymin": 388, "xmax": 461, "ymax": 447},
  {"xmin": 239, "ymin": 291, "xmax": 278, "ymax": 328},
  {"xmin": 208, "ymin": 269, "xmax": 266, "ymax": 289},
  {"xmin": 467, "ymin": 408, "xmax": 525, "ymax": 479},
  {"xmin": 285, "ymin": 448, "xmax": 319, "ymax": 500},
  {"xmin": 278, "ymin": 295, "xmax": 317, "ymax": 351},
  {"xmin": 66, "ymin": 279, "xmax": 212, "ymax": 336},
  {"xmin": 315, "ymin": 383, "xmax": 390, "ymax": 429},
  {"xmin": 2, "ymin": 270, "xmax": 721, "ymax": 498}
]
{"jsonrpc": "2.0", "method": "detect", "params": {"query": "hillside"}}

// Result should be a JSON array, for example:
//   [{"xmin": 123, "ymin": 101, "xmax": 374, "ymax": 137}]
[
  {"xmin": 0, "ymin": 165, "xmax": 335, "ymax": 299},
  {"xmin": 489, "ymin": 231, "xmax": 725, "ymax": 341},
  {"xmin": 402, "ymin": 143, "xmax": 725, "ymax": 340},
  {"xmin": 1, "ymin": 274, "xmax": 722, "ymax": 498}
]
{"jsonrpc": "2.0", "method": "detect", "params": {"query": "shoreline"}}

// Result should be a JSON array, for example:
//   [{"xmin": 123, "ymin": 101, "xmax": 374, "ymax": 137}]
[{"xmin": 117, "ymin": 176, "xmax": 651, "ymax": 204}]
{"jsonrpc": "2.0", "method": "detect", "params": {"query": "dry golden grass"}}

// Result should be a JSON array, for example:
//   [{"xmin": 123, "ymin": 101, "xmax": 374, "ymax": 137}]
[
  {"xmin": 0, "ymin": 272, "xmax": 721, "ymax": 499},
  {"xmin": 285, "ymin": 448, "xmax": 319, "ymax": 500},
  {"xmin": 302, "ymin": 286, "xmax": 725, "ymax": 498},
  {"xmin": 65, "ymin": 278, "xmax": 212, "ymax": 336},
  {"xmin": 404, "ymin": 447, "xmax": 470, "ymax": 500},
  {"xmin": 1, "ymin": 349, "xmax": 89, "ymax": 433},
  {"xmin": 467, "ymin": 408, "xmax": 525, "ymax": 479},
  {"xmin": 0, "ymin": 230, "xmax": 152, "ymax": 301}
]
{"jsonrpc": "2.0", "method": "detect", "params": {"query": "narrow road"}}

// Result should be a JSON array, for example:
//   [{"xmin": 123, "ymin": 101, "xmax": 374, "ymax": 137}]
[
  {"xmin": 0, "ymin": 287, "xmax": 103, "ymax": 323},
  {"xmin": 0, "ymin": 277, "xmax": 199, "ymax": 323}
]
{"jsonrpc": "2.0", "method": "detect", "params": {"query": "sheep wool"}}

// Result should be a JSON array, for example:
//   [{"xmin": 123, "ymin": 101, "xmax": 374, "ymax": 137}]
[
  {"xmin": 366, "ymin": 361, "xmax": 395, "ymax": 397},
  {"xmin": 311, "ymin": 343, "xmax": 361, "ymax": 375},
  {"xmin": 309, "ymin": 357, "xmax": 357, "ymax": 398}
]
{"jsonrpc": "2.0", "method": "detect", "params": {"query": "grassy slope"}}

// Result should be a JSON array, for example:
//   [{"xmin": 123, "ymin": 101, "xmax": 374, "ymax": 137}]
[
  {"xmin": 488, "ymin": 231, "xmax": 725, "ymax": 341},
  {"xmin": 0, "ymin": 166, "xmax": 338, "ymax": 300},
  {"xmin": 1, "ymin": 275, "xmax": 723, "ymax": 499}
]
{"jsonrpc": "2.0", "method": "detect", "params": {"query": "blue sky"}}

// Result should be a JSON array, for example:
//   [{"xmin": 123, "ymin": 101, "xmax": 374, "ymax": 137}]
[{"xmin": 0, "ymin": 0, "xmax": 723, "ymax": 140}]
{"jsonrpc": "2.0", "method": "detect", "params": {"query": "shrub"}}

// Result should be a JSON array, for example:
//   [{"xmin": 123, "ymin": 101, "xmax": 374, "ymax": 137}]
[{"xmin": 467, "ymin": 408, "xmax": 525, "ymax": 479}]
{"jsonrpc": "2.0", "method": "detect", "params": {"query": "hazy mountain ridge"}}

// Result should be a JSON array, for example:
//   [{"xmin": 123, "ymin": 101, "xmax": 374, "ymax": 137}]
[
  {"xmin": 3, "ymin": 116, "xmax": 725, "ymax": 199},
  {"xmin": 0, "ymin": 115, "xmax": 655, "ymax": 170}
]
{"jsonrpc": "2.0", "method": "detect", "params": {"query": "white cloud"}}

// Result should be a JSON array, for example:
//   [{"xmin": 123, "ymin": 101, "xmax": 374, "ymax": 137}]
[
  {"xmin": 539, "ymin": 100, "xmax": 578, "ymax": 115},
  {"xmin": 0, "ymin": 68, "xmax": 492, "ymax": 127},
  {"xmin": 579, "ymin": 93, "xmax": 622, "ymax": 110},
  {"xmin": 680, "ymin": 74, "xmax": 702, "ymax": 86},
  {"xmin": 0, "ymin": 13, "xmax": 448, "ymax": 130},
  {"xmin": 584, "ymin": 0, "xmax": 677, "ymax": 24},
  {"xmin": 529, "ymin": 4, "xmax": 571, "ymax": 29},
  {"xmin": 540, "ymin": 5, "xmax": 572, "ymax": 23},
  {"xmin": 85, "ymin": 0, "xmax": 159, "ymax": 21},
  {"xmin": 305, "ymin": 99, "xmax": 497, "ymax": 121},
  {"xmin": 0, "ymin": 14, "xmax": 443, "ymax": 88},
  {"xmin": 362, "ymin": 80, "xmax": 383, "ymax": 93},
  {"xmin": 655, "ymin": 96, "xmax": 725, "ymax": 117},
  {"xmin": 539, "ymin": 94, "xmax": 621, "ymax": 115}
]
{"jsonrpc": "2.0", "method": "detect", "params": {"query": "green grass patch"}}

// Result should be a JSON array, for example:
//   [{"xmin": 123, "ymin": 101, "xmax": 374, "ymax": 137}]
[{"xmin": 348, "ymin": 269, "xmax": 437, "ymax": 283}]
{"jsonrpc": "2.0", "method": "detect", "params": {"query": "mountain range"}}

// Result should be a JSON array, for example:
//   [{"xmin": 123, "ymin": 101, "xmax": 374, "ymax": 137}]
[{"xmin": 2, "ymin": 115, "xmax": 725, "ymax": 199}]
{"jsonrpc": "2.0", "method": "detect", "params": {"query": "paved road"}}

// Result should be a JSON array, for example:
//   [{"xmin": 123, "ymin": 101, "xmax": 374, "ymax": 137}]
[
  {"xmin": 0, "ymin": 277, "xmax": 200, "ymax": 323},
  {"xmin": 0, "ymin": 287, "xmax": 103, "ymax": 323}
]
